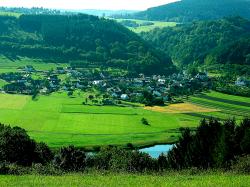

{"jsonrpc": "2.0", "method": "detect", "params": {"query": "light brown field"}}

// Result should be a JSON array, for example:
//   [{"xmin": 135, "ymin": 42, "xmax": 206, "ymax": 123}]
[{"xmin": 144, "ymin": 103, "xmax": 219, "ymax": 114}]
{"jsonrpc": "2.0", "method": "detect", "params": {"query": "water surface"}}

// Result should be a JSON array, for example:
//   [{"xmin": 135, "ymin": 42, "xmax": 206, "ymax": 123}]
[{"xmin": 140, "ymin": 144, "xmax": 173, "ymax": 158}]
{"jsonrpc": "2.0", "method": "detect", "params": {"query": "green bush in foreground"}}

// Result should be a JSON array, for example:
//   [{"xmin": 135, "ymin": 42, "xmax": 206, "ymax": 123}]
[{"xmin": 0, "ymin": 124, "xmax": 36, "ymax": 166}]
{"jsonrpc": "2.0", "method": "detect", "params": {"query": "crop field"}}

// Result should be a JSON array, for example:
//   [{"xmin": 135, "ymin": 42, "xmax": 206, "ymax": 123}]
[
  {"xmin": 0, "ymin": 172, "xmax": 249, "ymax": 187},
  {"xmin": 0, "ymin": 89, "xmax": 249, "ymax": 148},
  {"xmin": 189, "ymin": 91, "xmax": 250, "ymax": 120},
  {"xmin": 114, "ymin": 18, "xmax": 176, "ymax": 33}
]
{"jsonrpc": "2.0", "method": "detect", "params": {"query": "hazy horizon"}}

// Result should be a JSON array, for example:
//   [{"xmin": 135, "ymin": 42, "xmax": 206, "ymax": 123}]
[{"xmin": 0, "ymin": 0, "xmax": 179, "ymax": 11}]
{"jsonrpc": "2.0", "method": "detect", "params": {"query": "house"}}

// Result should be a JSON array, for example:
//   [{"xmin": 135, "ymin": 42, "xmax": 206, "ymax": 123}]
[
  {"xmin": 133, "ymin": 79, "xmax": 143, "ymax": 87},
  {"xmin": 40, "ymin": 87, "xmax": 48, "ymax": 94},
  {"xmin": 111, "ymin": 93, "xmax": 118, "ymax": 98},
  {"xmin": 195, "ymin": 72, "xmax": 208, "ymax": 80},
  {"xmin": 158, "ymin": 79, "xmax": 166, "ymax": 85},
  {"xmin": 153, "ymin": 90, "xmax": 162, "ymax": 97},
  {"xmin": 121, "ymin": 94, "xmax": 129, "ymax": 100},
  {"xmin": 235, "ymin": 77, "xmax": 246, "ymax": 86},
  {"xmin": 76, "ymin": 82, "xmax": 84, "ymax": 89},
  {"xmin": 24, "ymin": 65, "xmax": 35, "ymax": 72},
  {"xmin": 93, "ymin": 80, "xmax": 101, "ymax": 85},
  {"xmin": 56, "ymin": 67, "xmax": 65, "ymax": 74}
]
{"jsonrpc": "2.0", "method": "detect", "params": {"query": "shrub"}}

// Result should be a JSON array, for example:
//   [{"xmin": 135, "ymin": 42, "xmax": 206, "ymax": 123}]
[
  {"xmin": 53, "ymin": 146, "xmax": 86, "ymax": 171},
  {"xmin": 231, "ymin": 155, "xmax": 250, "ymax": 174},
  {"xmin": 0, "ymin": 162, "xmax": 9, "ymax": 175},
  {"xmin": 0, "ymin": 124, "xmax": 36, "ymax": 166},
  {"xmin": 92, "ymin": 146, "xmax": 157, "ymax": 172},
  {"xmin": 141, "ymin": 118, "xmax": 150, "ymax": 126},
  {"xmin": 34, "ymin": 142, "xmax": 54, "ymax": 165},
  {"xmin": 31, "ymin": 163, "xmax": 62, "ymax": 175}
]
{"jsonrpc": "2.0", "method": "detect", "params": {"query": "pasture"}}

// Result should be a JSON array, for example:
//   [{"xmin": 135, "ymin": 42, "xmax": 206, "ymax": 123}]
[
  {"xmin": 0, "ymin": 90, "xmax": 249, "ymax": 148},
  {"xmin": 0, "ymin": 172, "xmax": 249, "ymax": 187},
  {"xmin": 0, "ymin": 56, "xmax": 67, "ymax": 72},
  {"xmin": 0, "ymin": 11, "xmax": 21, "ymax": 17},
  {"xmin": 114, "ymin": 18, "xmax": 176, "ymax": 33}
]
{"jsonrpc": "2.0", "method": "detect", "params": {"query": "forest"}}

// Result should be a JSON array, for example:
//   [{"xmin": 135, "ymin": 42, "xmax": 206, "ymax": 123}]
[
  {"xmin": 141, "ymin": 17, "xmax": 250, "ymax": 70},
  {"xmin": 118, "ymin": 0, "xmax": 250, "ymax": 22},
  {"xmin": 0, "ymin": 14, "xmax": 174, "ymax": 75}
]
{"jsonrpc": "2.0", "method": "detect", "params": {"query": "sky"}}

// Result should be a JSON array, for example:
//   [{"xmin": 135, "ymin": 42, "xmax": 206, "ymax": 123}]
[{"xmin": 0, "ymin": 0, "xmax": 179, "ymax": 10}]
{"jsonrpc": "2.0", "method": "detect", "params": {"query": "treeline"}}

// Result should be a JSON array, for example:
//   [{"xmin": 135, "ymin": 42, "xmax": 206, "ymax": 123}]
[
  {"xmin": 119, "ymin": 0, "xmax": 250, "ymax": 22},
  {"xmin": 0, "ymin": 7, "xmax": 61, "ymax": 15},
  {"xmin": 141, "ymin": 17, "xmax": 250, "ymax": 69},
  {"xmin": 1, "ymin": 118, "xmax": 250, "ymax": 174},
  {"xmin": 0, "ymin": 14, "xmax": 174, "ymax": 75}
]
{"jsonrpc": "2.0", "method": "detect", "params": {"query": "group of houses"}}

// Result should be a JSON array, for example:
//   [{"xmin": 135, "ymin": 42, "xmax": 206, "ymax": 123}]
[{"xmin": 0, "ymin": 65, "xmax": 212, "ymax": 104}]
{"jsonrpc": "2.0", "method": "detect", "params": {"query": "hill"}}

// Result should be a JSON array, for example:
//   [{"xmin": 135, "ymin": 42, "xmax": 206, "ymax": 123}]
[
  {"xmin": 141, "ymin": 17, "xmax": 250, "ymax": 69},
  {"xmin": 122, "ymin": 0, "xmax": 250, "ymax": 22},
  {"xmin": 0, "ymin": 14, "xmax": 174, "ymax": 75}
]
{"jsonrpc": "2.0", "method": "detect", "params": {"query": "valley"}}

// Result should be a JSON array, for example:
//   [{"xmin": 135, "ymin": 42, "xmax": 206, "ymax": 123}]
[
  {"xmin": 0, "ymin": 2, "xmax": 250, "ymax": 185},
  {"xmin": 0, "ymin": 88, "xmax": 248, "ymax": 148}
]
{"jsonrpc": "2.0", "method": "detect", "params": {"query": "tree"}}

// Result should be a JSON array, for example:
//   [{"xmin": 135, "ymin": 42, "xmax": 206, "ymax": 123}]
[
  {"xmin": 53, "ymin": 146, "xmax": 86, "ymax": 171},
  {"xmin": 67, "ymin": 91, "xmax": 73, "ymax": 97},
  {"xmin": 34, "ymin": 142, "xmax": 54, "ymax": 165},
  {"xmin": 141, "ymin": 118, "xmax": 150, "ymax": 126},
  {"xmin": 0, "ymin": 124, "xmax": 36, "ymax": 166}
]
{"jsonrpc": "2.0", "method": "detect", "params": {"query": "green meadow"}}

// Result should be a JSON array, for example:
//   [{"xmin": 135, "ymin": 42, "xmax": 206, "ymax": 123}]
[
  {"xmin": 0, "ymin": 92, "xmax": 186, "ymax": 148},
  {"xmin": 0, "ymin": 11, "xmax": 21, "ymax": 17},
  {"xmin": 0, "ymin": 172, "xmax": 249, "ymax": 187},
  {"xmin": 114, "ymin": 18, "xmax": 176, "ymax": 33},
  {"xmin": 0, "ymin": 56, "xmax": 67, "ymax": 73},
  {"xmin": 0, "ymin": 89, "xmax": 249, "ymax": 148}
]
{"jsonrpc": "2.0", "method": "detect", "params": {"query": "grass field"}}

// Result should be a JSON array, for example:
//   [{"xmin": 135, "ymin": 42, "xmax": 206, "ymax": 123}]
[
  {"xmin": 189, "ymin": 91, "xmax": 250, "ymax": 119},
  {"xmin": 0, "ymin": 172, "xmax": 249, "ymax": 187},
  {"xmin": 114, "ymin": 19, "xmax": 176, "ymax": 33},
  {"xmin": 0, "ymin": 89, "xmax": 249, "ymax": 148},
  {"xmin": 0, "ymin": 56, "xmax": 67, "ymax": 72},
  {"xmin": 0, "ymin": 11, "xmax": 21, "ymax": 17}
]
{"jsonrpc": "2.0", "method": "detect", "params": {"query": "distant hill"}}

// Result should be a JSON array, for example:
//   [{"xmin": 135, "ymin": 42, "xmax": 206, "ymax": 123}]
[
  {"xmin": 68, "ymin": 9, "xmax": 138, "ymax": 17},
  {"xmin": 0, "ymin": 14, "xmax": 174, "ymax": 75},
  {"xmin": 123, "ymin": 0, "xmax": 250, "ymax": 22},
  {"xmin": 141, "ymin": 17, "xmax": 250, "ymax": 67}
]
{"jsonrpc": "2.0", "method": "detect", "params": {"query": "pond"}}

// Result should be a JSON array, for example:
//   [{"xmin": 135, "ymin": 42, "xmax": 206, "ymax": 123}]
[{"xmin": 139, "ymin": 144, "xmax": 174, "ymax": 158}]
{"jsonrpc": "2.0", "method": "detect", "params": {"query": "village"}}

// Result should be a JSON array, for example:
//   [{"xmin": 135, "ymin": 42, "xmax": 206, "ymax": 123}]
[{"xmin": 0, "ymin": 65, "xmax": 216, "ymax": 105}]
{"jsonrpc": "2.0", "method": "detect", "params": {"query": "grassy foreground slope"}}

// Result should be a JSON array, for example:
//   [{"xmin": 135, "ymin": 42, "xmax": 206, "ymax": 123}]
[{"xmin": 0, "ymin": 172, "xmax": 249, "ymax": 187}]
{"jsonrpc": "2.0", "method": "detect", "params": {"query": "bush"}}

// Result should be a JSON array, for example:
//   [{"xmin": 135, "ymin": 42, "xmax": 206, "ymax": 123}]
[
  {"xmin": 231, "ymin": 155, "xmax": 250, "ymax": 174},
  {"xmin": 31, "ymin": 163, "xmax": 62, "ymax": 175},
  {"xmin": 53, "ymin": 146, "xmax": 86, "ymax": 171},
  {"xmin": 0, "ymin": 162, "xmax": 9, "ymax": 175},
  {"xmin": 34, "ymin": 142, "xmax": 54, "ymax": 165},
  {"xmin": 91, "ymin": 146, "xmax": 157, "ymax": 172},
  {"xmin": 141, "ymin": 118, "xmax": 150, "ymax": 126},
  {"xmin": 0, "ymin": 124, "xmax": 36, "ymax": 166}
]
